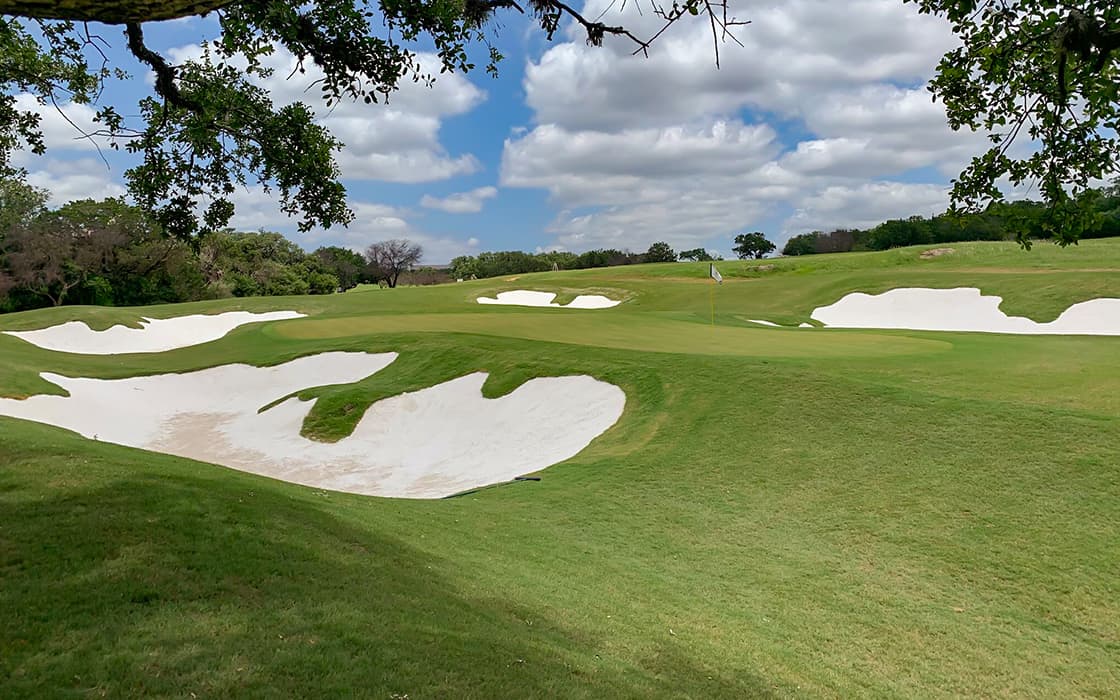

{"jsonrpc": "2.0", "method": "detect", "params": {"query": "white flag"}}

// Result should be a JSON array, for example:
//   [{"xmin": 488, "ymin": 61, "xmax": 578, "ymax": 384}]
[{"xmin": 710, "ymin": 263, "xmax": 722, "ymax": 284}]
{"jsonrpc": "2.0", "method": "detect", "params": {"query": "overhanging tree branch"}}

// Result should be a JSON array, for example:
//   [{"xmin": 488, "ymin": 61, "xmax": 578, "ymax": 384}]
[
  {"xmin": 124, "ymin": 22, "xmax": 202, "ymax": 113},
  {"xmin": 0, "ymin": 0, "xmax": 237, "ymax": 23}
]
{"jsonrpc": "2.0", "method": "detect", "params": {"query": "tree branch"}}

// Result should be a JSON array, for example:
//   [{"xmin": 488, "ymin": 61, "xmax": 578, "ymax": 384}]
[
  {"xmin": 547, "ymin": 0, "xmax": 652, "ymax": 50},
  {"xmin": 0, "ymin": 0, "xmax": 237, "ymax": 23},
  {"xmin": 124, "ymin": 22, "xmax": 202, "ymax": 113}
]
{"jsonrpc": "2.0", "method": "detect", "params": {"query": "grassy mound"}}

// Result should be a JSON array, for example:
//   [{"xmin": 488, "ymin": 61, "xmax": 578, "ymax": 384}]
[{"xmin": 2, "ymin": 240, "xmax": 1119, "ymax": 696}]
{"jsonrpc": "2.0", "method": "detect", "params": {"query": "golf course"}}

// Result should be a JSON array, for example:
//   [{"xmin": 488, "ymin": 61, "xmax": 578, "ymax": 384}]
[{"xmin": 2, "ymin": 239, "xmax": 1118, "ymax": 697}]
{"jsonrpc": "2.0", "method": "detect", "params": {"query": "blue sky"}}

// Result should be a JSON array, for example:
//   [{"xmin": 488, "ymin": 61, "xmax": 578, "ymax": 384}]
[{"xmin": 13, "ymin": 0, "xmax": 991, "ymax": 263}]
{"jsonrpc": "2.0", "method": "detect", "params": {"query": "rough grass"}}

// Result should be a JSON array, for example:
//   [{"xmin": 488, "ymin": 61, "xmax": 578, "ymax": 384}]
[{"xmin": 1, "ymin": 240, "xmax": 1119, "ymax": 697}]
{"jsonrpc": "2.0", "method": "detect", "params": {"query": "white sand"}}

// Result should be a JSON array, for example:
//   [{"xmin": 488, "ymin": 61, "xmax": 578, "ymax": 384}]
[
  {"xmin": 811, "ymin": 287, "xmax": 1120, "ymax": 335},
  {"xmin": 3, "ymin": 310, "xmax": 305, "ymax": 354},
  {"xmin": 477, "ymin": 290, "xmax": 620, "ymax": 309},
  {"xmin": 746, "ymin": 319, "xmax": 782, "ymax": 327},
  {"xmin": 0, "ymin": 352, "xmax": 626, "ymax": 498}
]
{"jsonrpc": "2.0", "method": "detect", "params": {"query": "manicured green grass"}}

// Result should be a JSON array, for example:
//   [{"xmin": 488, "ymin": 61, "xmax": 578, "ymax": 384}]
[{"xmin": 2, "ymin": 241, "xmax": 1119, "ymax": 697}]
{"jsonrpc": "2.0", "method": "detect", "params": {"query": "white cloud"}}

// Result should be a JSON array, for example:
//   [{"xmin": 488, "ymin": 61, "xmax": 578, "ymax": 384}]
[
  {"xmin": 502, "ymin": 120, "xmax": 785, "ymax": 250},
  {"xmin": 420, "ymin": 186, "xmax": 499, "ymax": 213},
  {"xmin": 24, "ymin": 158, "xmax": 127, "ymax": 207},
  {"xmin": 785, "ymin": 182, "xmax": 950, "ymax": 233},
  {"xmin": 12, "ymin": 94, "xmax": 107, "ymax": 153},
  {"xmin": 302, "ymin": 202, "xmax": 479, "ymax": 263},
  {"xmin": 525, "ymin": 0, "xmax": 956, "ymax": 131},
  {"xmin": 503, "ymin": 0, "xmax": 987, "ymax": 250},
  {"xmin": 337, "ymin": 150, "xmax": 479, "ymax": 183}
]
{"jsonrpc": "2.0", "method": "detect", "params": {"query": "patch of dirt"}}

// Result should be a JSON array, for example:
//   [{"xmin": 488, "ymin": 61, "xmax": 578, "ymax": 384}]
[
  {"xmin": 919, "ymin": 247, "xmax": 956, "ymax": 259},
  {"xmin": 755, "ymin": 264, "xmax": 776, "ymax": 271}
]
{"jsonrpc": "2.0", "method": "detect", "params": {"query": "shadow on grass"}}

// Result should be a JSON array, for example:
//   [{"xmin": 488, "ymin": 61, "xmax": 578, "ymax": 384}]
[{"xmin": 0, "ymin": 437, "xmax": 775, "ymax": 698}]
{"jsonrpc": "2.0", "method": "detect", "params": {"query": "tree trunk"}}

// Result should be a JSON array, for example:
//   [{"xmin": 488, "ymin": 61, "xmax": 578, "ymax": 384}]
[{"xmin": 0, "ymin": 0, "xmax": 236, "ymax": 23}]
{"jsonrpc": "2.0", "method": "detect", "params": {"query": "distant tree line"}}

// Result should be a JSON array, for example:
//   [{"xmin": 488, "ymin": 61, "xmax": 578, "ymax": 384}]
[
  {"xmin": 448, "ymin": 241, "xmax": 728, "ymax": 280},
  {"xmin": 0, "ymin": 178, "xmax": 426, "ymax": 313},
  {"xmin": 782, "ymin": 184, "xmax": 1120, "ymax": 256}
]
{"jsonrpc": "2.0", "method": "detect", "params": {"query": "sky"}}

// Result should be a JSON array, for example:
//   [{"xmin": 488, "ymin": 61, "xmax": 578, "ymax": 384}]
[{"xmin": 11, "ymin": 0, "xmax": 1000, "ymax": 263}]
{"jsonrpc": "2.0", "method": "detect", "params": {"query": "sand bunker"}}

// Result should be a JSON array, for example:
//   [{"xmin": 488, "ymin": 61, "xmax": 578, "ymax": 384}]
[
  {"xmin": 3, "ymin": 310, "xmax": 305, "ymax": 354},
  {"xmin": 746, "ymin": 319, "xmax": 815, "ymax": 329},
  {"xmin": 477, "ymin": 290, "xmax": 620, "ymax": 309},
  {"xmin": 0, "ymin": 352, "xmax": 626, "ymax": 498},
  {"xmin": 811, "ymin": 288, "xmax": 1120, "ymax": 335}
]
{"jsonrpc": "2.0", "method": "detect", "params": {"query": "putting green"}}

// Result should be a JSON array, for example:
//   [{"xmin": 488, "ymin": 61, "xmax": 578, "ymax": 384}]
[{"xmin": 271, "ymin": 311, "xmax": 952, "ymax": 358}]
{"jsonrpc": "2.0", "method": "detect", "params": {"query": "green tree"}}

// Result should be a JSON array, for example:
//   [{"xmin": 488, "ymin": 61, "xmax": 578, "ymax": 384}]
[
  {"xmin": 909, "ymin": 0, "xmax": 1120, "ymax": 244},
  {"xmin": 732, "ymin": 232, "xmax": 775, "ymax": 259},
  {"xmin": 0, "ymin": 175, "xmax": 47, "ymax": 240},
  {"xmin": 55, "ymin": 197, "xmax": 199, "ymax": 305},
  {"xmin": 313, "ymin": 246, "xmax": 367, "ymax": 291},
  {"xmin": 866, "ymin": 217, "xmax": 932, "ymax": 250},
  {"xmin": 473, "ymin": 251, "xmax": 550, "ymax": 278},
  {"xmin": 574, "ymin": 249, "xmax": 637, "ymax": 268},
  {"xmin": 448, "ymin": 255, "xmax": 479, "ymax": 280},
  {"xmin": 201, "ymin": 229, "xmax": 317, "ymax": 297},
  {"xmin": 1, "ymin": 195, "xmax": 208, "ymax": 311},
  {"xmin": 536, "ymin": 250, "xmax": 579, "ymax": 270},
  {"xmin": 679, "ymin": 247, "xmax": 716, "ymax": 261},
  {"xmin": 0, "ymin": 209, "xmax": 121, "ymax": 306},
  {"xmin": 643, "ymin": 241, "xmax": 676, "ymax": 263},
  {"xmin": 781, "ymin": 233, "xmax": 818, "ymax": 256},
  {"xmin": 297, "ymin": 256, "xmax": 341, "ymax": 294}
]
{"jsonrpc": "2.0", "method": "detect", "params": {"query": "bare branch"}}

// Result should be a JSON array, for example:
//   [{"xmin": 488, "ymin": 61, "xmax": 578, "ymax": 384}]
[
  {"xmin": 45, "ymin": 91, "xmax": 110, "ymax": 168},
  {"xmin": 548, "ymin": 0, "xmax": 653, "ymax": 51}
]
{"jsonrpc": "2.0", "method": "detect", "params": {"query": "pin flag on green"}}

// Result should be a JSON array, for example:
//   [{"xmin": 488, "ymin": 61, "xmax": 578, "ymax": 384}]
[{"xmin": 708, "ymin": 263, "xmax": 721, "ymax": 326}]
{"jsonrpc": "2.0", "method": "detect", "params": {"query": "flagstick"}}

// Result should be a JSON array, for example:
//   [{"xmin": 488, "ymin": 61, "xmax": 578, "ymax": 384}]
[{"xmin": 710, "ymin": 281, "xmax": 715, "ymax": 327}]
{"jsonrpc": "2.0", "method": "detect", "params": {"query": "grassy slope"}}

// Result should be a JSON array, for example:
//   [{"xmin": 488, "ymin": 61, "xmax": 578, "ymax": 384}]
[{"xmin": 1, "ymin": 240, "xmax": 1119, "ymax": 697}]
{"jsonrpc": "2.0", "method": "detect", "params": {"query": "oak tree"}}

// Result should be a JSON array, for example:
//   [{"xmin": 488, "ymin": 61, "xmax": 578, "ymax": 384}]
[
  {"xmin": 732, "ymin": 231, "xmax": 774, "ymax": 259},
  {"xmin": 909, "ymin": 1, "xmax": 1120, "ymax": 244},
  {"xmin": 643, "ymin": 240, "xmax": 676, "ymax": 263}
]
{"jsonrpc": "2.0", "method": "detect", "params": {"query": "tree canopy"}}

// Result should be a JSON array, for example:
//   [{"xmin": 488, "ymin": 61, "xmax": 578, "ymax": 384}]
[
  {"xmin": 732, "ymin": 232, "xmax": 774, "ymax": 259},
  {"xmin": 0, "ymin": 179, "xmax": 401, "ymax": 311},
  {"xmin": 909, "ymin": 0, "xmax": 1120, "ymax": 244},
  {"xmin": 781, "ymin": 182, "xmax": 1120, "ymax": 255},
  {"xmin": 679, "ymin": 247, "xmax": 719, "ymax": 262},
  {"xmin": 643, "ymin": 241, "xmax": 676, "ymax": 263}
]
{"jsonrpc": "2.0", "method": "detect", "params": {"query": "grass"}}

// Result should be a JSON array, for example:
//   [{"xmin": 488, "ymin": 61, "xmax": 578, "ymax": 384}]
[{"xmin": 2, "ymin": 240, "xmax": 1119, "ymax": 697}]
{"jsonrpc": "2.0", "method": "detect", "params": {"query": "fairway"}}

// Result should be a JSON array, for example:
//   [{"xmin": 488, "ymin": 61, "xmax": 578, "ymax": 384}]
[{"xmin": 2, "ymin": 241, "xmax": 1119, "ymax": 697}]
